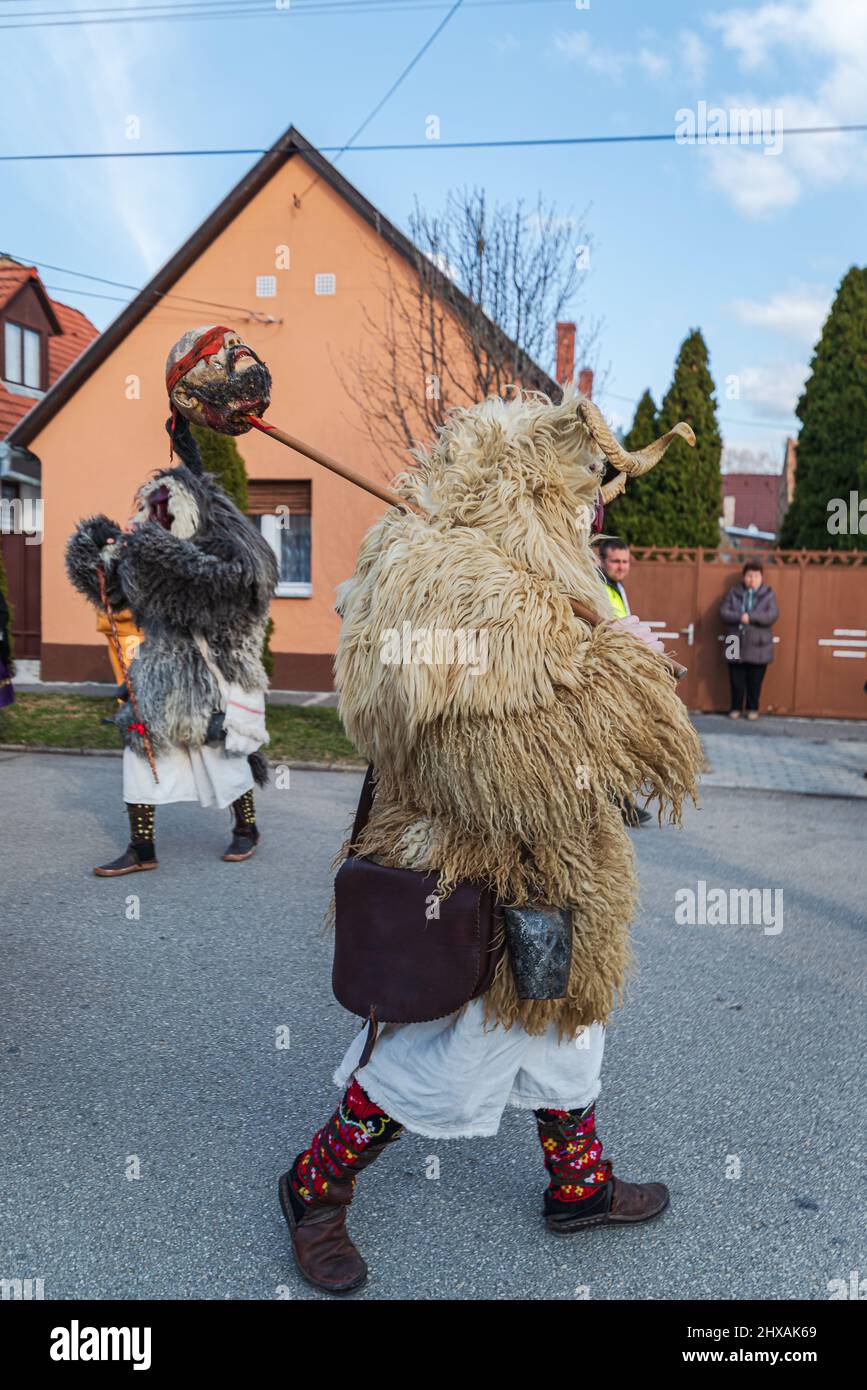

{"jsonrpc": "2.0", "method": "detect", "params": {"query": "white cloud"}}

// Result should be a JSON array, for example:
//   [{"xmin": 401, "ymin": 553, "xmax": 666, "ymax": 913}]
[
  {"xmin": 729, "ymin": 285, "xmax": 830, "ymax": 347},
  {"xmin": 553, "ymin": 31, "xmax": 628, "ymax": 81},
  {"xmin": 703, "ymin": 145, "xmax": 801, "ymax": 217},
  {"xmin": 553, "ymin": 28, "xmax": 705, "ymax": 85},
  {"xmin": 734, "ymin": 362, "xmax": 808, "ymax": 418},
  {"xmin": 638, "ymin": 48, "xmax": 670, "ymax": 81},
  {"xmin": 704, "ymin": 0, "xmax": 867, "ymax": 214},
  {"xmin": 679, "ymin": 29, "xmax": 708, "ymax": 84},
  {"xmin": 14, "ymin": 22, "xmax": 181, "ymax": 283}
]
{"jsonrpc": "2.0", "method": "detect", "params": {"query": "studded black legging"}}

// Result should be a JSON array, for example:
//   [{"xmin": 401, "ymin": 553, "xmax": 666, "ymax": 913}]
[
  {"xmin": 126, "ymin": 794, "xmax": 256, "ymax": 842},
  {"xmin": 232, "ymin": 790, "xmax": 256, "ymax": 832},
  {"xmin": 127, "ymin": 803, "xmax": 155, "ymax": 844}
]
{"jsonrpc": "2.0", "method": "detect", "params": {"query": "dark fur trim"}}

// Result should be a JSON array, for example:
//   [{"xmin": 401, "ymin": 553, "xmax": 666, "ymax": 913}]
[
  {"xmin": 117, "ymin": 477, "xmax": 276, "ymax": 631},
  {"xmin": 248, "ymin": 750, "xmax": 269, "ymax": 787},
  {"xmin": 65, "ymin": 515, "xmax": 126, "ymax": 609}
]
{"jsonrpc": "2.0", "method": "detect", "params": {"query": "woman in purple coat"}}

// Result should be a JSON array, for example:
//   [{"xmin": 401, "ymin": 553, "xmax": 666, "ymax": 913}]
[{"xmin": 720, "ymin": 562, "xmax": 779, "ymax": 720}]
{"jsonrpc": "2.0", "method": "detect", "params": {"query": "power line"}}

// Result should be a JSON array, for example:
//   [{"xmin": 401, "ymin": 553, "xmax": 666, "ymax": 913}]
[
  {"xmin": 9, "ymin": 252, "xmax": 279, "ymax": 319},
  {"xmin": 2, "ymin": 124, "xmax": 865, "ymax": 161},
  {"xmin": 0, "ymin": 0, "xmax": 550, "ymax": 28},
  {"xmin": 294, "ymin": 0, "xmax": 464, "ymax": 201},
  {"xmin": 337, "ymin": 0, "xmax": 463, "ymax": 156}
]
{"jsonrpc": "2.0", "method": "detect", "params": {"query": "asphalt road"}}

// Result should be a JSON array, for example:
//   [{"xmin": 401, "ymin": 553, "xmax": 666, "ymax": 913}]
[{"xmin": 1, "ymin": 751, "xmax": 864, "ymax": 1301}]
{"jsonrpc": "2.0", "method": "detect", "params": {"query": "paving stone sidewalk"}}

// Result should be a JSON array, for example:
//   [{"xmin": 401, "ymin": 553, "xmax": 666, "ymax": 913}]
[{"xmin": 699, "ymin": 724, "xmax": 867, "ymax": 798}]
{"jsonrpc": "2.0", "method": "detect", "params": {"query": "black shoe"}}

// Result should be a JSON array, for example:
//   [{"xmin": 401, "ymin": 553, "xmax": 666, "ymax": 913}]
[
  {"xmin": 222, "ymin": 827, "xmax": 260, "ymax": 862},
  {"xmin": 622, "ymin": 801, "xmax": 651, "ymax": 828},
  {"xmin": 94, "ymin": 842, "xmax": 158, "ymax": 876}
]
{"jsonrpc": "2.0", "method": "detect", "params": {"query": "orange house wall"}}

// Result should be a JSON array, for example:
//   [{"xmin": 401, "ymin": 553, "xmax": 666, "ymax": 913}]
[{"xmin": 30, "ymin": 159, "xmax": 431, "ymax": 688}]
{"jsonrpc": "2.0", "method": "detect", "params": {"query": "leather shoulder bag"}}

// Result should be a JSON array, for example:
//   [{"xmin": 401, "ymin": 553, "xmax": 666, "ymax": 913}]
[{"xmin": 332, "ymin": 766, "xmax": 504, "ymax": 1059}]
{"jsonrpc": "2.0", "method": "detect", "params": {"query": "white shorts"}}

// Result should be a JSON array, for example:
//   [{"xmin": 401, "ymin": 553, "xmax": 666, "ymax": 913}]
[
  {"xmin": 122, "ymin": 744, "xmax": 255, "ymax": 809},
  {"xmin": 334, "ymin": 999, "xmax": 605, "ymax": 1140}
]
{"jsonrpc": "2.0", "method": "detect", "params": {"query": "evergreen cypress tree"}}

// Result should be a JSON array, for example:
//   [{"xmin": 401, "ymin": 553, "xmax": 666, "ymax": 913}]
[
  {"xmin": 602, "ymin": 332, "xmax": 722, "ymax": 546},
  {"xmin": 779, "ymin": 266, "xmax": 867, "ymax": 551},
  {"xmin": 603, "ymin": 389, "xmax": 658, "ymax": 543},
  {"xmin": 190, "ymin": 424, "xmax": 249, "ymax": 511}
]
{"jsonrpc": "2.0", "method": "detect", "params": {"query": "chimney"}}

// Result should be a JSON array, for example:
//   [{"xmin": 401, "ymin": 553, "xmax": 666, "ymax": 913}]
[
  {"xmin": 577, "ymin": 367, "xmax": 593, "ymax": 399},
  {"xmin": 555, "ymin": 321, "xmax": 576, "ymax": 385}
]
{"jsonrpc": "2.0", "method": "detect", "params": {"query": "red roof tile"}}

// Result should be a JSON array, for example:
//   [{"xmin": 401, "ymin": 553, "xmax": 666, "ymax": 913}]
[
  {"xmin": 1, "ymin": 258, "xmax": 98, "ymax": 441},
  {"xmin": 722, "ymin": 473, "xmax": 780, "ymax": 533},
  {"xmin": 0, "ymin": 260, "xmax": 39, "ymax": 315}
]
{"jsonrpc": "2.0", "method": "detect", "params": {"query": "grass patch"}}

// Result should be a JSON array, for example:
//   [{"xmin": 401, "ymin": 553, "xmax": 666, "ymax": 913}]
[{"xmin": 0, "ymin": 692, "xmax": 361, "ymax": 764}]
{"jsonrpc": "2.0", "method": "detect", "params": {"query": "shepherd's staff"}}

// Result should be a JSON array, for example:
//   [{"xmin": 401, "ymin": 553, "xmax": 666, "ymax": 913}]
[
  {"xmin": 245, "ymin": 417, "xmax": 688, "ymax": 680},
  {"xmin": 96, "ymin": 562, "xmax": 159, "ymax": 784}
]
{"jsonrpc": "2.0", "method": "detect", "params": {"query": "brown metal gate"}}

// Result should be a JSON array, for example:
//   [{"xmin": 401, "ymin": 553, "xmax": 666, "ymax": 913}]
[
  {"xmin": 0, "ymin": 530, "xmax": 41, "ymax": 659},
  {"xmin": 627, "ymin": 548, "xmax": 867, "ymax": 720}
]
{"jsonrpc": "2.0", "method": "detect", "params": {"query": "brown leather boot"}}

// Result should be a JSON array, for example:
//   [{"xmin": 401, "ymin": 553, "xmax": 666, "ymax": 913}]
[
  {"xmin": 279, "ymin": 1172, "xmax": 368, "ymax": 1294},
  {"xmin": 545, "ymin": 1176, "xmax": 670, "ymax": 1233},
  {"xmin": 280, "ymin": 1082, "xmax": 403, "ymax": 1294}
]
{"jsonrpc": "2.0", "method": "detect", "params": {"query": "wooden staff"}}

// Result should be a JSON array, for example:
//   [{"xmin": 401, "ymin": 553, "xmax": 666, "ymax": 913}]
[
  {"xmin": 97, "ymin": 563, "xmax": 159, "ymax": 784},
  {"xmin": 244, "ymin": 414, "xmax": 687, "ymax": 681}
]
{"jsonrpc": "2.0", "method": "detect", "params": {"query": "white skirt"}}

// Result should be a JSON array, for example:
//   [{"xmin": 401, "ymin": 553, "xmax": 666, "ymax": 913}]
[
  {"xmin": 122, "ymin": 744, "xmax": 255, "ymax": 809},
  {"xmin": 334, "ymin": 999, "xmax": 606, "ymax": 1140}
]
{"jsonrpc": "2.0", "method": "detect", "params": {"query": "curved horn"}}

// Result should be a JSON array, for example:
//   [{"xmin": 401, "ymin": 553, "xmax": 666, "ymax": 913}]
[
  {"xmin": 578, "ymin": 398, "xmax": 696, "ymax": 477},
  {"xmin": 600, "ymin": 471, "xmax": 627, "ymax": 504}
]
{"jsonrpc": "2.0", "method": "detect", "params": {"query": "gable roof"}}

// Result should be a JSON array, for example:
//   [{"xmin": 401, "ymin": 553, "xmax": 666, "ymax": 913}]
[
  {"xmin": 0, "ymin": 257, "xmax": 62, "ymax": 332},
  {"xmin": 0, "ymin": 257, "xmax": 98, "ymax": 439},
  {"xmin": 8, "ymin": 125, "xmax": 556, "ymax": 448}
]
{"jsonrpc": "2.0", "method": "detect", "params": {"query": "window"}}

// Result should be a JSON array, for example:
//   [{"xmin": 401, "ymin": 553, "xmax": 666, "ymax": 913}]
[
  {"xmin": 256, "ymin": 275, "xmax": 277, "ymax": 298},
  {"xmin": 4, "ymin": 321, "xmax": 42, "ymax": 389},
  {"xmin": 248, "ymin": 481, "xmax": 312, "ymax": 597},
  {"xmin": 314, "ymin": 273, "xmax": 336, "ymax": 296}
]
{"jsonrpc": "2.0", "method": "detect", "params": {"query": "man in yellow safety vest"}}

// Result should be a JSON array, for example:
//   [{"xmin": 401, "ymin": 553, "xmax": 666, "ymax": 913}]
[{"xmin": 598, "ymin": 537, "xmax": 631, "ymax": 619}]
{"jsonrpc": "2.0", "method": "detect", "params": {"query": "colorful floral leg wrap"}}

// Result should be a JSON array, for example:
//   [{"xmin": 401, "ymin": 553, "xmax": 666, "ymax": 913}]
[
  {"xmin": 534, "ymin": 1102, "xmax": 613, "ymax": 1217},
  {"xmin": 291, "ymin": 1080, "xmax": 403, "ymax": 1207}
]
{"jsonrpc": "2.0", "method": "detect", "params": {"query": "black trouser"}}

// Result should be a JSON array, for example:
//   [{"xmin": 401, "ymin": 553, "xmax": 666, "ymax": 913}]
[{"xmin": 728, "ymin": 662, "xmax": 766, "ymax": 712}]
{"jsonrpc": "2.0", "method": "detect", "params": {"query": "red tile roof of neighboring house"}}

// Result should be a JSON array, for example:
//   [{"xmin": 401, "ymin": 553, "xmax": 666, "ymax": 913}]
[
  {"xmin": 1, "ymin": 257, "xmax": 98, "ymax": 440},
  {"xmin": 722, "ymin": 473, "xmax": 780, "ymax": 535}
]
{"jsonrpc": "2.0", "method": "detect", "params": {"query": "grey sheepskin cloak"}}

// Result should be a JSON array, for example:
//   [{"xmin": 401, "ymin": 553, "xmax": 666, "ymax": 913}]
[{"xmin": 66, "ymin": 435, "xmax": 277, "ymax": 765}]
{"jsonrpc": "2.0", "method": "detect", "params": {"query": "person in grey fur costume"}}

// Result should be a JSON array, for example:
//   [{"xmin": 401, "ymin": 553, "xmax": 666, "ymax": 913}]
[{"xmin": 66, "ymin": 414, "xmax": 278, "ymax": 875}]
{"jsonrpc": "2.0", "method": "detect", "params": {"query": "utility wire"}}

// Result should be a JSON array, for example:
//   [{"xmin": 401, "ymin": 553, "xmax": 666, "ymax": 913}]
[
  {"xmin": 29, "ymin": 260, "xmax": 803, "ymax": 432},
  {"xmin": 12, "ymin": 253, "xmax": 280, "ymax": 318},
  {"xmin": 0, "ymin": 0, "xmax": 547, "ymax": 27},
  {"xmin": 293, "ymin": 0, "xmax": 464, "ymax": 201},
  {"xmin": 2, "ymin": 124, "xmax": 865, "ymax": 160}
]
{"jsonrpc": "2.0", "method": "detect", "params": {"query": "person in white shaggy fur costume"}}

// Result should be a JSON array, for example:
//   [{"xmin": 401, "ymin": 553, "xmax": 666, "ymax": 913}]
[{"xmin": 278, "ymin": 387, "xmax": 703, "ymax": 1295}]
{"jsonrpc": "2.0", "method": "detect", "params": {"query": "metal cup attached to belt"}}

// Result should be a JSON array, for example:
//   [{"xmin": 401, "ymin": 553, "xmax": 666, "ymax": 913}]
[{"xmin": 503, "ymin": 904, "xmax": 573, "ymax": 1000}]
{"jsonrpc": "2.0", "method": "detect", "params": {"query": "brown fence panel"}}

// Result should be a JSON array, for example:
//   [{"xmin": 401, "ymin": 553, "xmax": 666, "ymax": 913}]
[
  {"xmin": 792, "ymin": 556, "xmax": 867, "ymax": 718},
  {"xmin": 625, "ymin": 548, "xmax": 699, "ymax": 707},
  {"xmin": 0, "ymin": 530, "xmax": 41, "ymax": 659},
  {"xmin": 626, "ymin": 548, "xmax": 867, "ymax": 720}
]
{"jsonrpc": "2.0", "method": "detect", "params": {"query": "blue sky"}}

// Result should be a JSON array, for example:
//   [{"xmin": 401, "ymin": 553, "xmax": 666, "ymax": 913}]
[{"xmin": 4, "ymin": 0, "xmax": 865, "ymax": 469}]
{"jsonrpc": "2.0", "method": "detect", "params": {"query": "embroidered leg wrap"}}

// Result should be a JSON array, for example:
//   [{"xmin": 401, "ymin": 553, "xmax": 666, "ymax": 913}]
[
  {"xmin": 126, "ymin": 804, "xmax": 156, "ymax": 863},
  {"xmin": 534, "ymin": 1102, "xmax": 613, "ymax": 1218},
  {"xmin": 289, "ymin": 1079, "xmax": 403, "ymax": 1215}
]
